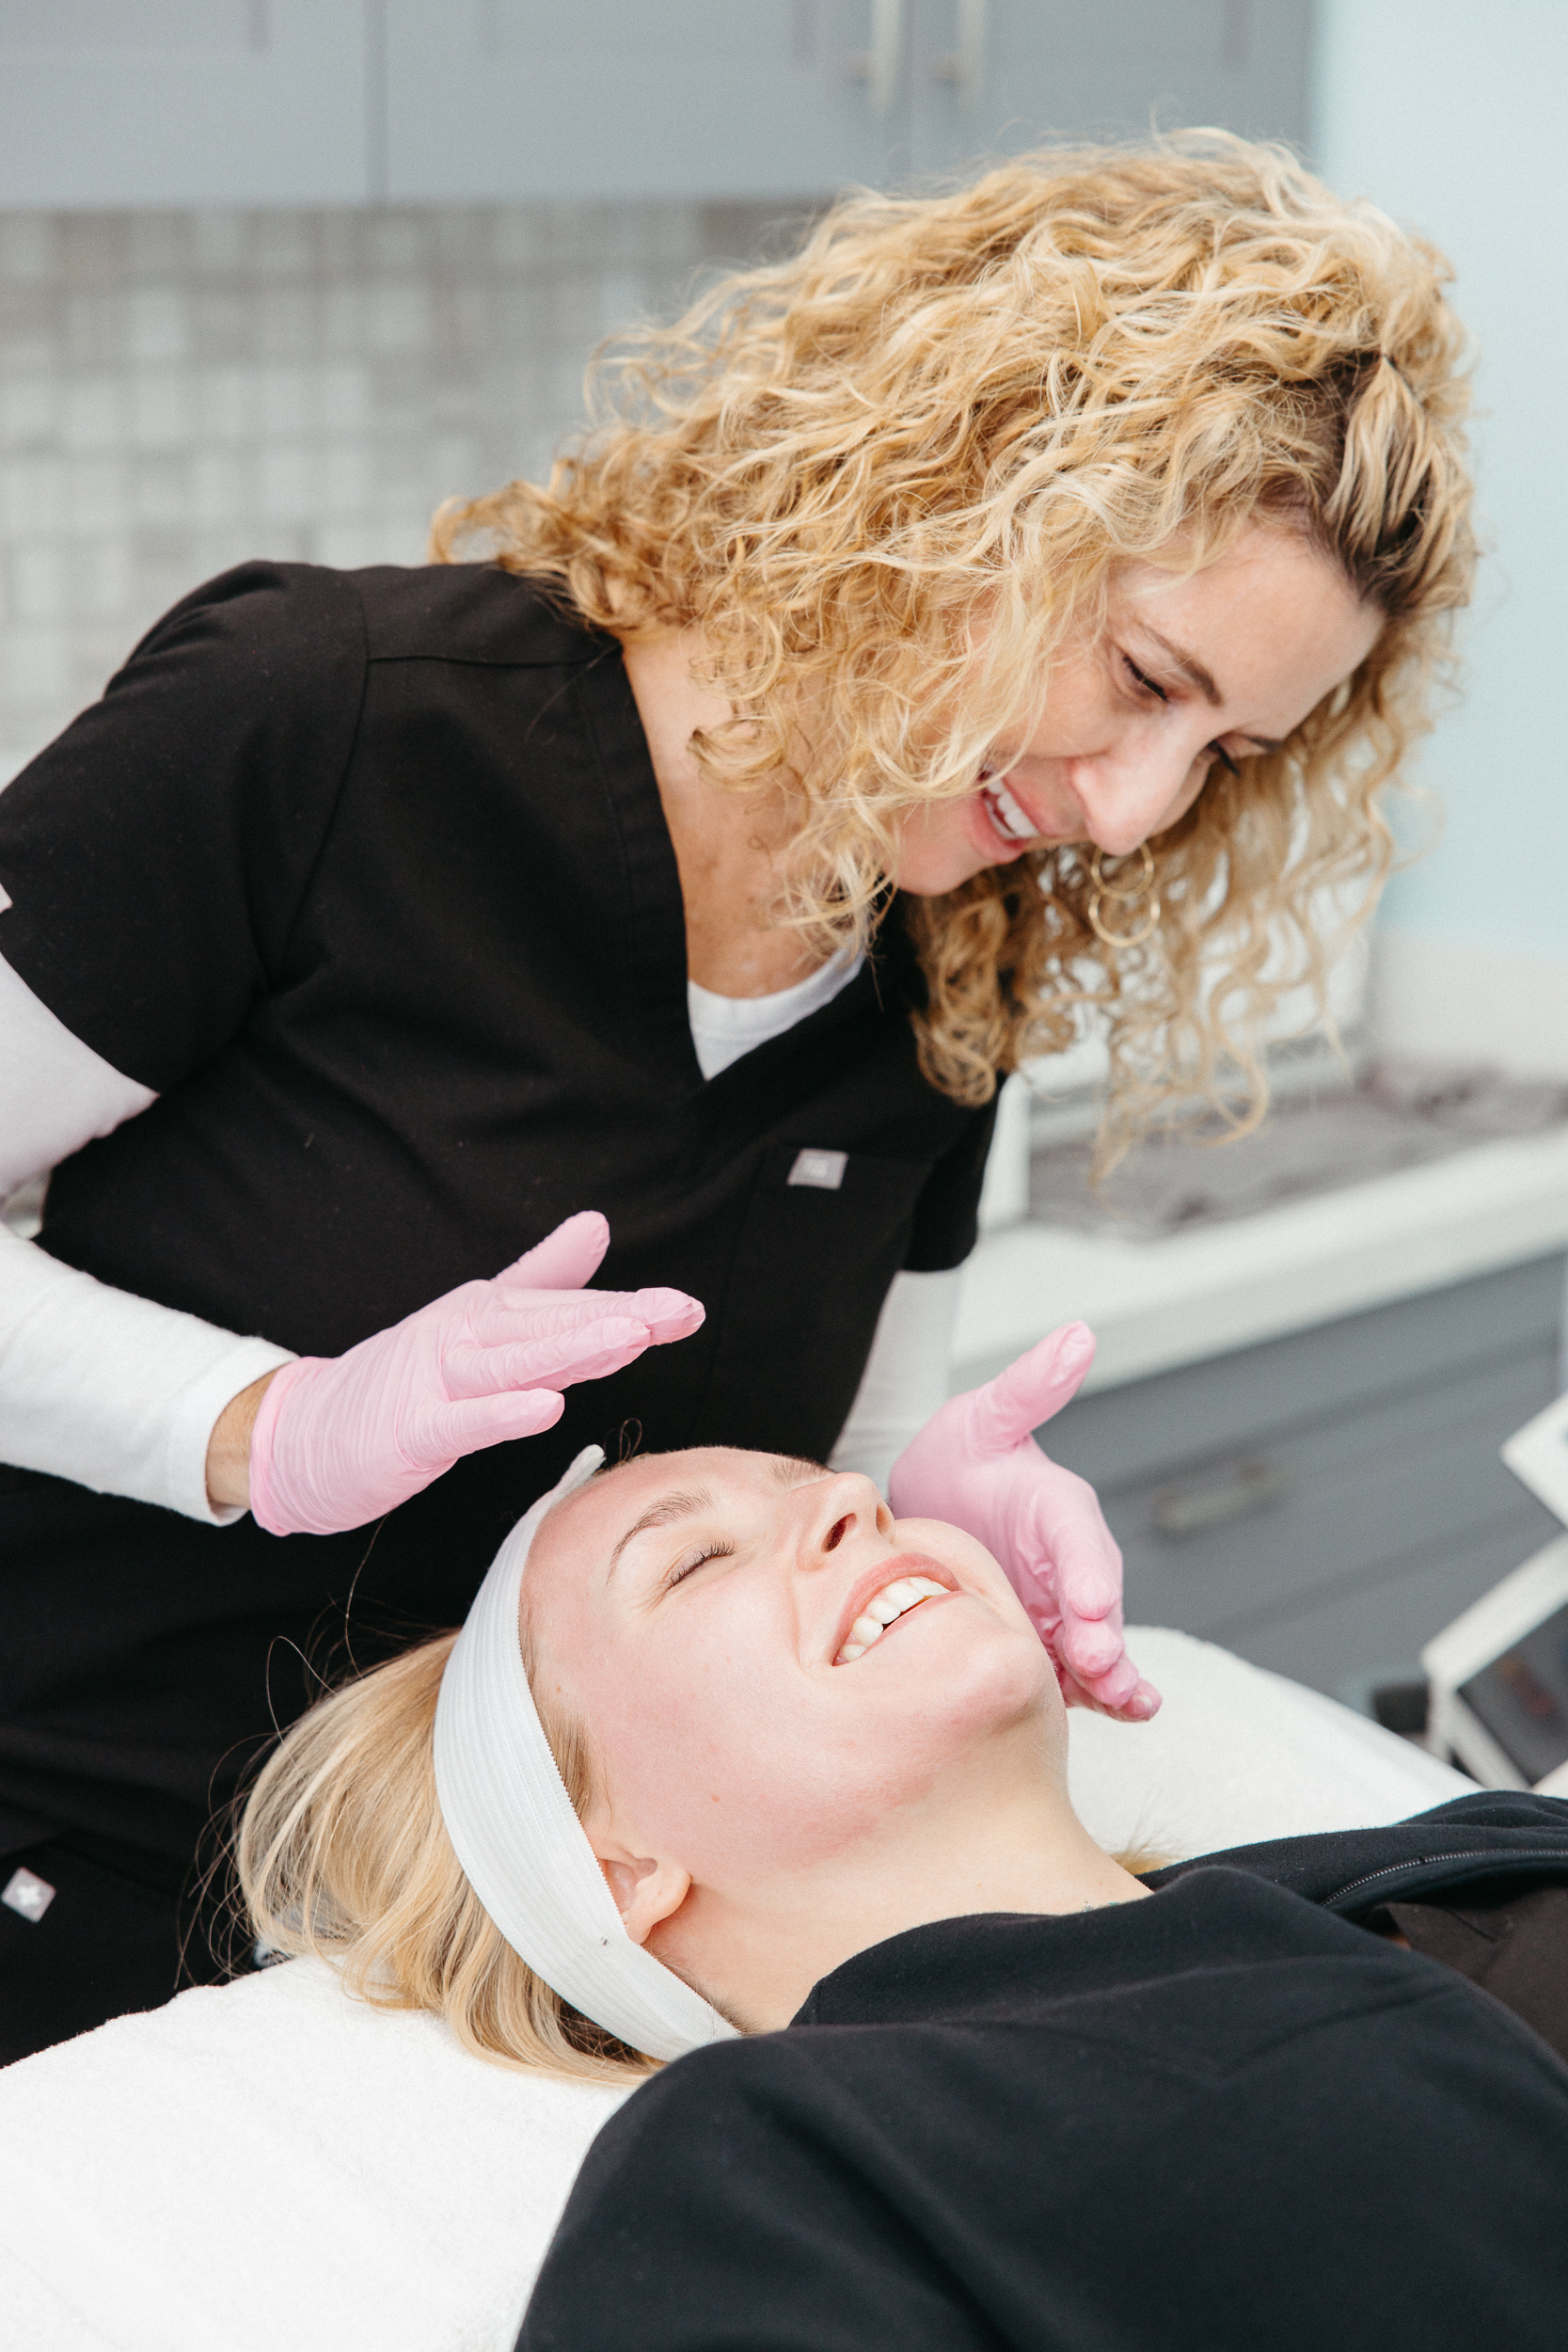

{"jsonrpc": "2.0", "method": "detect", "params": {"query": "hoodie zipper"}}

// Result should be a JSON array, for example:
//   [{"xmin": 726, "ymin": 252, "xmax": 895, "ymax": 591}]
[{"xmin": 1325, "ymin": 1846, "xmax": 1568, "ymax": 1913}]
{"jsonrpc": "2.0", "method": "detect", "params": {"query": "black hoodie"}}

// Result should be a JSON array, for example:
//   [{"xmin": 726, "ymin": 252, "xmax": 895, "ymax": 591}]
[{"xmin": 521, "ymin": 1794, "xmax": 1568, "ymax": 2352}]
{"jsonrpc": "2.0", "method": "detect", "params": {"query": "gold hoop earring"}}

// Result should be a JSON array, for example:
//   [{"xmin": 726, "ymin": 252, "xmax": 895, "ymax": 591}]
[{"xmin": 1086, "ymin": 843, "xmax": 1161, "ymax": 949}]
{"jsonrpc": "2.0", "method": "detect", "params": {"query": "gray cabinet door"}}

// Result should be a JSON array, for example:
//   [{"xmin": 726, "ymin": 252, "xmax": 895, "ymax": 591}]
[
  {"xmin": 383, "ymin": 1, "xmax": 906, "ymax": 203},
  {"xmin": 0, "ymin": 1, "xmax": 367, "ymax": 208},
  {"xmin": 906, "ymin": 0, "xmax": 1312, "ymax": 177}
]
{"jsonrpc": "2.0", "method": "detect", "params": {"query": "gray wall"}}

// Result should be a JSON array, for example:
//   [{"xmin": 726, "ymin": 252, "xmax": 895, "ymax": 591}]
[{"xmin": 0, "ymin": 196, "xmax": 787, "ymax": 780}]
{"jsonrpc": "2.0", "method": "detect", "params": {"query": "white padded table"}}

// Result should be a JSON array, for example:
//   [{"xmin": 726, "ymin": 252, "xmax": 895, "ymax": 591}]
[{"xmin": 0, "ymin": 1629, "xmax": 1469, "ymax": 2352}]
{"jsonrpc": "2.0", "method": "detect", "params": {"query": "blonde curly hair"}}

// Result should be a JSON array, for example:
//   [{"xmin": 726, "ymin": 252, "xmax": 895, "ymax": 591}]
[{"xmin": 433, "ymin": 134, "xmax": 1474, "ymax": 1152}]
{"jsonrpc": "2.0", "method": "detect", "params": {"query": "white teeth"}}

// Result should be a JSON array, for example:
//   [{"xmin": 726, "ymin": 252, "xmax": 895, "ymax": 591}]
[
  {"xmin": 868, "ymin": 1577, "xmax": 924, "ymax": 1623},
  {"xmin": 980, "ymin": 773, "xmax": 1037, "ymax": 843},
  {"xmin": 834, "ymin": 1576, "xmax": 948, "ymax": 1664}
]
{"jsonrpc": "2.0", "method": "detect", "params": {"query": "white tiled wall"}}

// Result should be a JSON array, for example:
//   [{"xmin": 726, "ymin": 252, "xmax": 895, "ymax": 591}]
[{"xmin": 0, "ymin": 197, "xmax": 790, "ymax": 779}]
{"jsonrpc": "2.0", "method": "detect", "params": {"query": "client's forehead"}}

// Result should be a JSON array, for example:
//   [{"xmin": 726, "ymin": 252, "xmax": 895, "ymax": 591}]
[
  {"xmin": 597, "ymin": 1445, "xmax": 824, "ymax": 1497},
  {"xmin": 537, "ymin": 1446, "xmax": 829, "ymax": 1569}
]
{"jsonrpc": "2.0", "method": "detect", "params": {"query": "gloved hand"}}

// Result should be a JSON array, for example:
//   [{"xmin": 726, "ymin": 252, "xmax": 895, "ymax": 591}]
[
  {"xmin": 888, "ymin": 1321, "xmax": 1159, "ymax": 1720},
  {"xmin": 248, "ymin": 1212, "xmax": 703, "ymax": 1537}
]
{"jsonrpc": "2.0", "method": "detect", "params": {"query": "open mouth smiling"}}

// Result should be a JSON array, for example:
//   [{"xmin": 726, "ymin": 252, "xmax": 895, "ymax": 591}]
[
  {"xmin": 833, "ymin": 1571, "xmax": 955, "ymax": 1665},
  {"xmin": 976, "ymin": 768, "xmax": 1038, "ymax": 846}
]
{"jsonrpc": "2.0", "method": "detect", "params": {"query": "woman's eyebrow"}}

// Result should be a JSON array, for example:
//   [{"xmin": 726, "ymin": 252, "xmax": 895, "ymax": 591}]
[
  {"xmin": 1138, "ymin": 624, "xmax": 1222, "ymax": 707},
  {"xmin": 1138, "ymin": 625, "xmax": 1283, "ymax": 752},
  {"xmin": 770, "ymin": 1454, "xmax": 829, "ymax": 1487},
  {"xmin": 607, "ymin": 1488, "xmax": 714, "ymax": 1574}
]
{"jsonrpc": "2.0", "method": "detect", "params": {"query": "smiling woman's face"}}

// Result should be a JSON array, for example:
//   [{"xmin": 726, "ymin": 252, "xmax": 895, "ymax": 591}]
[
  {"xmin": 522, "ymin": 1449, "xmax": 1059, "ymax": 1890},
  {"xmin": 891, "ymin": 524, "xmax": 1385, "ymax": 896}
]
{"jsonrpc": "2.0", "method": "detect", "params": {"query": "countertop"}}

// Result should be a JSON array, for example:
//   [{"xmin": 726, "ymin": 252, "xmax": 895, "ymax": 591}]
[{"xmin": 954, "ymin": 1121, "xmax": 1568, "ymax": 1394}]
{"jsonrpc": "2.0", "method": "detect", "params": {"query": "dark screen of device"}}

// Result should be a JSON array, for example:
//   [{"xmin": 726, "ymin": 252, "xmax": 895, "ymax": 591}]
[{"xmin": 1460, "ymin": 1600, "xmax": 1568, "ymax": 1786}]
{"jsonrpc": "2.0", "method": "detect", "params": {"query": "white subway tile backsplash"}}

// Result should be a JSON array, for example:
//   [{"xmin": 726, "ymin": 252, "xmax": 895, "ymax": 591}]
[
  {"xmin": 363, "ymin": 282, "xmax": 436, "ymax": 358},
  {"xmin": 126, "ymin": 216, "xmax": 189, "ymax": 280},
  {"xmin": 77, "ymin": 540, "xmax": 134, "ymax": 620},
  {"xmin": 251, "ymin": 214, "xmax": 319, "ymax": 281},
  {"xmin": 190, "ymin": 210, "xmax": 250, "ymax": 274},
  {"xmin": 319, "ymin": 442, "xmax": 373, "ymax": 518},
  {"xmin": 319, "ymin": 361, "xmax": 371, "ymax": 435},
  {"xmin": 129, "ymin": 369, "xmax": 195, "ymax": 450},
  {"xmin": 189, "ymin": 448, "xmax": 253, "ymax": 525},
  {"xmin": 65, "ymin": 455, "xmax": 132, "ymax": 532},
  {"xmin": 0, "ymin": 376, "xmax": 55, "ymax": 443},
  {"xmin": 257, "ymin": 444, "xmax": 321, "ymax": 524},
  {"xmin": 256, "ymin": 363, "xmax": 319, "ymax": 437},
  {"xmin": 0, "ymin": 453, "xmax": 65, "ymax": 535},
  {"xmin": 195, "ymin": 363, "xmax": 261, "ymax": 442},
  {"xmin": 126, "ymin": 286, "xmax": 191, "ymax": 364},
  {"xmin": 12, "ymin": 543, "xmax": 68, "ymax": 625},
  {"xmin": 0, "ymin": 196, "xmax": 800, "ymax": 774},
  {"xmin": 61, "ymin": 376, "xmax": 127, "ymax": 452},
  {"xmin": 254, "ymin": 285, "xmax": 320, "ymax": 361},
  {"xmin": 130, "ymin": 454, "xmax": 192, "ymax": 529},
  {"xmin": 315, "ymin": 517, "xmax": 423, "ymax": 570},
  {"xmin": 0, "ymin": 626, "xmax": 70, "ymax": 708},
  {"xmin": 0, "ymin": 215, "xmax": 58, "ymax": 282}
]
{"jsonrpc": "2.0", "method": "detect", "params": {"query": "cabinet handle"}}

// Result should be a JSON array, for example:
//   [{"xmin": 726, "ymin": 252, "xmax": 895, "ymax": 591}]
[
  {"xmin": 1150, "ymin": 1459, "xmax": 1291, "ymax": 1541},
  {"xmin": 929, "ymin": 0, "xmax": 988, "ymax": 112},
  {"xmin": 847, "ymin": 0, "xmax": 907, "ymax": 116}
]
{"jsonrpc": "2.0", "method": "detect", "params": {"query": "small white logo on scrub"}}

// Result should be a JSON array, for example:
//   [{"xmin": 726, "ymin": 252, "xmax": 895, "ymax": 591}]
[
  {"xmin": 787, "ymin": 1149, "xmax": 847, "ymax": 1191},
  {"xmin": 2, "ymin": 1866, "xmax": 56, "ymax": 1923}
]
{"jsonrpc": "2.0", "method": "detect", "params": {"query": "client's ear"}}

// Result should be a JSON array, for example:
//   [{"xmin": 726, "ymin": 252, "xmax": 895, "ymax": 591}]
[{"xmin": 596, "ymin": 1849, "xmax": 691, "ymax": 1946}]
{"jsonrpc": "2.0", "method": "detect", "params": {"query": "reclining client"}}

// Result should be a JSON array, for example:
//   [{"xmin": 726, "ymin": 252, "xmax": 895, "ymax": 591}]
[{"xmin": 241, "ymin": 1345, "xmax": 1568, "ymax": 2352}]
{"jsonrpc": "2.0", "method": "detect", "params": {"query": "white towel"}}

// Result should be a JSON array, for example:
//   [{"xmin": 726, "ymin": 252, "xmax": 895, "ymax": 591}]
[
  {"xmin": 0, "ymin": 1950, "xmax": 627, "ymax": 2352},
  {"xmin": 0, "ymin": 1629, "xmax": 1469, "ymax": 2352},
  {"xmin": 1066, "ymin": 1625, "xmax": 1468, "ymax": 1859}
]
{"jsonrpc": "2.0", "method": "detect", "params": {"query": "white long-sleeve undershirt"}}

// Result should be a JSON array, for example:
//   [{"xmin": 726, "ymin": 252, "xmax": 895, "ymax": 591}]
[
  {"xmin": 1, "ymin": 951, "xmax": 960, "ymax": 1523},
  {"xmin": 0, "ymin": 952, "xmax": 296, "ymax": 1521}
]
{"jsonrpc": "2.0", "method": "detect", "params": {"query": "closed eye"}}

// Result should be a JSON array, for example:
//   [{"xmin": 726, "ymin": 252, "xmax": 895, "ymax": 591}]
[
  {"xmin": 1122, "ymin": 654, "xmax": 1170, "ymax": 704},
  {"xmin": 664, "ymin": 1540, "xmax": 735, "ymax": 1592}
]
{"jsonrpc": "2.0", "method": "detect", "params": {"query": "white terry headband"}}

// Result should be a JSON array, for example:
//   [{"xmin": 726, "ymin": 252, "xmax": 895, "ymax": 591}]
[{"xmin": 433, "ymin": 1444, "xmax": 737, "ymax": 2063}]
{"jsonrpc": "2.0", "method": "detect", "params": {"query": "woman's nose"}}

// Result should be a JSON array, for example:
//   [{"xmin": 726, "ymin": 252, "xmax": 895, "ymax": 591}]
[
  {"xmin": 1072, "ymin": 741, "xmax": 1203, "ymax": 856},
  {"xmin": 801, "ymin": 1473, "xmax": 890, "ymax": 1565}
]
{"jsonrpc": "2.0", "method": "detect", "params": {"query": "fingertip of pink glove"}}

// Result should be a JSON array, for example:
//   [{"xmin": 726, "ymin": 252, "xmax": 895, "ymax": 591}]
[
  {"xmin": 1060, "ymin": 1622, "xmax": 1123, "ymax": 1677},
  {"xmin": 502, "ymin": 1210, "xmax": 612, "ymax": 1294},
  {"xmin": 631, "ymin": 1288, "xmax": 705, "ymax": 1340},
  {"xmin": 1123, "ymin": 1678, "xmax": 1163, "ymax": 1721},
  {"xmin": 555, "ymin": 1208, "xmax": 610, "ymax": 1248}
]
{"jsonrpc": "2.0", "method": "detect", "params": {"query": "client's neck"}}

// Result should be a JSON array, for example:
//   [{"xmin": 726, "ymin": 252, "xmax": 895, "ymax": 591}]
[{"xmin": 650, "ymin": 1756, "xmax": 1147, "ymax": 2035}]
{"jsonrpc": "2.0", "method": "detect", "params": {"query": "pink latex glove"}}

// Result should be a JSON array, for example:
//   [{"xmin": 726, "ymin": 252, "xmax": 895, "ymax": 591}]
[
  {"xmin": 888, "ymin": 1321, "xmax": 1160, "ymax": 1721},
  {"xmin": 248, "ymin": 1211, "xmax": 703, "ymax": 1536}
]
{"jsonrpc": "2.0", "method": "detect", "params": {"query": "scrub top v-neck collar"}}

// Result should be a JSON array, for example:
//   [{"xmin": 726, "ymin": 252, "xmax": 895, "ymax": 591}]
[{"xmin": 583, "ymin": 636, "xmax": 883, "ymax": 1095}]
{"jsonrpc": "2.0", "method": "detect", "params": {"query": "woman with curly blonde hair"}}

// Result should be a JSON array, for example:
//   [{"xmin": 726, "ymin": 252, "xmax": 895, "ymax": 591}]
[{"xmin": 0, "ymin": 134, "xmax": 1471, "ymax": 2062}]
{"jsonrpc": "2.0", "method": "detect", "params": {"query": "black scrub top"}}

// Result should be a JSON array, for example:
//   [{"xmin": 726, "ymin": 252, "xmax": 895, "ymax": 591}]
[
  {"xmin": 521, "ymin": 1792, "xmax": 1568, "ymax": 2352},
  {"xmin": 0, "ymin": 562, "xmax": 994, "ymax": 1863}
]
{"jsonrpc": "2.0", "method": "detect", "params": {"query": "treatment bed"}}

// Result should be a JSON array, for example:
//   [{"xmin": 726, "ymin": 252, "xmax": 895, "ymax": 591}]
[{"xmin": 0, "ymin": 1627, "xmax": 1470, "ymax": 2352}]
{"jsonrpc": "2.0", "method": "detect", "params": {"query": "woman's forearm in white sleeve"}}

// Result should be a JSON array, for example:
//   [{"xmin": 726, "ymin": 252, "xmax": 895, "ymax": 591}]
[
  {"xmin": 0, "ymin": 1226, "xmax": 294, "ymax": 1521},
  {"xmin": 0, "ymin": 951, "xmax": 294, "ymax": 1522},
  {"xmin": 830, "ymin": 1266, "xmax": 964, "ymax": 1495}
]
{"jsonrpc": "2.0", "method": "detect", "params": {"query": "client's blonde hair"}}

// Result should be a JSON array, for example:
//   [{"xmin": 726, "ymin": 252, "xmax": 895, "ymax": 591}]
[
  {"xmin": 239, "ymin": 1603, "xmax": 1173, "ymax": 2072},
  {"xmin": 236, "ymin": 1632, "xmax": 654, "ymax": 2083}
]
